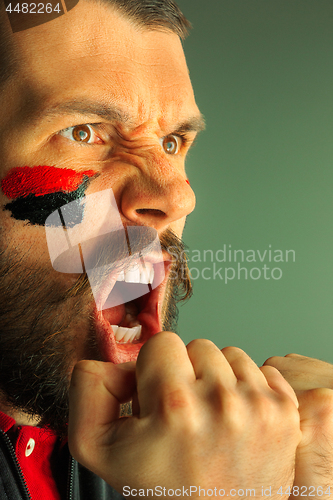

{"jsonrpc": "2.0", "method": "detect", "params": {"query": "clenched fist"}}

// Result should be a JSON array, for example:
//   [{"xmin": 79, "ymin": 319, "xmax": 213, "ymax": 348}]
[
  {"xmin": 264, "ymin": 354, "xmax": 333, "ymax": 499},
  {"xmin": 69, "ymin": 333, "xmax": 301, "ymax": 499}
]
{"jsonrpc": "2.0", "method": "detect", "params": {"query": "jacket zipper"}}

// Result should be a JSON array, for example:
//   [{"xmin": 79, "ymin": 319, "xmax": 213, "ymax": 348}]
[
  {"xmin": 66, "ymin": 454, "xmax": 75, "ymax": 500},
  {"xmin": 0, "ymin": 430, "xmax": 32, "ymax": 500}
]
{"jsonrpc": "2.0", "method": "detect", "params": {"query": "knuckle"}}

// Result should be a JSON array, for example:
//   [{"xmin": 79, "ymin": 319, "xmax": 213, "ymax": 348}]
[
  {"xmin": 263, "ymin": 355, "xmax": 283, "ymax": 367},
  {"xmin": 144, "ymin": 331, "xmax": 182, "ymax": 349},
  {"xmin": 187, "ymin": 338, "xmax": 217, "ymax": 351},
  {"xmin": 163, "ymin": 386, "xmax": 192, "ymax": 410},
  {"xmin": 157, "ymin": 330, "xmax": 179, "ymax": 340},
  {"xmin": 221, "ymin": 346, "xmax": 246, "ymax": 357},
  {"xmin": 157, "ymin": 384, "xmax": 196, "ymax": 417},
  {"xmin": 71, "ymin": 360, "xmax": 103, "ymax": 383},
  {"xmin": 250, "ymin": 391, "xmax": 299, "ymax": 432},
  {"xmin": 260, "ymin": 364, "xmax": 281, "ymax": 377},
  {"xmin": 145, "ymin": 330, "xmax": 183, "ymax": 349},
  {"xmin": 156, "ymin": 386, "xmax": 202, "ymax": 435},
  {"xmin": 73, "ymin": 359, "xmax": 99, "ymax": 372}
]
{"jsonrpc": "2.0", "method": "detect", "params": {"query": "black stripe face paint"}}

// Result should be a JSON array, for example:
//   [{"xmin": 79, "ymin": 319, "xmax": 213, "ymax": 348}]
[
  {"xmin": 5, "ymin": 176, "xmax": 91, "ymax": 227},
  {"xmin": 1, "ymin": 167, "xmax": 96, "ymax": 226}
]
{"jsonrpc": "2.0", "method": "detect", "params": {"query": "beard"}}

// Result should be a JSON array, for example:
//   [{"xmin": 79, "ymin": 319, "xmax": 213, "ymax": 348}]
[{"xmin": 0, "ymin": 228, "xmax": 192, "ymax": 437}]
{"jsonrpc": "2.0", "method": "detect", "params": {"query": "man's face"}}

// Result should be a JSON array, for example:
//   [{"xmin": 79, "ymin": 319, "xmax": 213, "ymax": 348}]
[{"xmin": 0, "ymin": 1, "xmax": 202, "ymax": 432}]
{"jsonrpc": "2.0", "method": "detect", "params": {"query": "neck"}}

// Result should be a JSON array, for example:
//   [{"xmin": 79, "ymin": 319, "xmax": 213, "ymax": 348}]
[{"xmin": 0, "ymin": 401, "xmax": 41, "ymax": 427}]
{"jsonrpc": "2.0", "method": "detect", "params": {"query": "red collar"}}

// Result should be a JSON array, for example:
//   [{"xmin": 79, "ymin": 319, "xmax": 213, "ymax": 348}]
[{"xmin": 0, "ymin": 410, "xmax": 68, "ymax": 500}]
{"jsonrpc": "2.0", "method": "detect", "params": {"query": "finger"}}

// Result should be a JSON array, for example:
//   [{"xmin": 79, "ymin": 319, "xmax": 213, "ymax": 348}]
[
  {"xmin": 264, "ymin": 355, "xmax": 311, "ymax": 371},
  {"xmin": 135, "ymin": 331, "xmax": 196, "ymax": 416},
  {"xmin": 260, "ymin": 365, "xmax": 299, "ymax": 408},
  {"xmin": 264, "ymin": 353, "xmax": 326, "ymax": 372},
  {"xmin": 186, "ymin": 339, "xmax": 237, "ymax": 387},
  {"xmin": 284, "ymin": 353, "xmax": 305, "ymax": 358},
  {"xmin": 264, "ymin": 355, "xmax": 333, "ymax": 391},
  {"xmin": 68, "ymin": 360, "xmax": 136, "ymax": 462},
  {"xmin": 222, "ymin": 346, "xmax": 269, "ymax": 387}
]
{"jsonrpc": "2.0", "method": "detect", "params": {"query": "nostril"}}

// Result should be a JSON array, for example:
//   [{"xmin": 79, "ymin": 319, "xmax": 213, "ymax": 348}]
[{"xmin": 136, "ymin": 209, "xmax": 166, "ymax": 217}]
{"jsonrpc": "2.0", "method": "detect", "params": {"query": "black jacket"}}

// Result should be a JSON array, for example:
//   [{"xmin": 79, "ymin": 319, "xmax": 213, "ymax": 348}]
[{"xmin": 0, "ymin": 430, "xmax": 125, "ymax": 500}]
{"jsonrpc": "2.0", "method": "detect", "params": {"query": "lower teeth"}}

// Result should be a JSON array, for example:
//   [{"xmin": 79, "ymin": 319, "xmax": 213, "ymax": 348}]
[{"xmin": 111, "ymin": 324, "xmax": 142, "ymax": 343}]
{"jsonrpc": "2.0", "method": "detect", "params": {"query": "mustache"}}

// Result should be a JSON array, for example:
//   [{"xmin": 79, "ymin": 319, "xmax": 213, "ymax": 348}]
[{"xmin": 63, "ymin": 227, "xmax": 193, "ymax": 304}]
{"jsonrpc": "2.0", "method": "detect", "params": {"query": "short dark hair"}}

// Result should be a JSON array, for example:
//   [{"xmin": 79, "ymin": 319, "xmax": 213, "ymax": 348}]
[
  {"xmin": 101, "ymin": 0, "xmax": 191, "ymax": 40},
  {"xmin": 0, "ymin": 0, "xmax": 191, "ymax": 87}
]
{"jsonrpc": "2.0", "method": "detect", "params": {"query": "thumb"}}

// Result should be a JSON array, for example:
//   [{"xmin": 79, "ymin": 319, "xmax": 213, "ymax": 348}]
[
  {"xmin": 291, "ymin": 388, "xmax": 333, "ymax": 497},
  {"xmin": 68, "ymin": 360, "xmax": 136, "ymax": 465},
  {"xmin": 296, "ymin": 388, "xmax": 333, "ymax": 448}
]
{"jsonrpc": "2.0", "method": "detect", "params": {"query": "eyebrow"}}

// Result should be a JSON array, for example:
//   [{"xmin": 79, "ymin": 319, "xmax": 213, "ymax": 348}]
[
  {"xmin": 174, "ymin": 116, "xmax": 206, "ymax": 135},
  {"xmin": 41, "ymin": 100, "xmax": 133, "ymax": 124},
  {"xmin": 38, "ymin": 99, "xmax": 206, "ymax": 135}
]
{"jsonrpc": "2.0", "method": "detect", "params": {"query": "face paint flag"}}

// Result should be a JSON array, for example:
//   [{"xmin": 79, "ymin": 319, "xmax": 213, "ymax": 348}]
[
  {"xmin": 1, "ymin": 166, "xmax": 96, "ymax": 226},
  {"xmin": 45, "ymin": 189, "xmax": 165, "ymax": 311},
  {"xmin": 4, "ymin": 0, "xmax": 80, "ymax": 33}
]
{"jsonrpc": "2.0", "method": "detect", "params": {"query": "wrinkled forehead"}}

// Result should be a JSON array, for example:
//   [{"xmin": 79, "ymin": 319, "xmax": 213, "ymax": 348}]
[{"xmin": 5, "ymin": 1, "xmax": 197, "ymax": 131}]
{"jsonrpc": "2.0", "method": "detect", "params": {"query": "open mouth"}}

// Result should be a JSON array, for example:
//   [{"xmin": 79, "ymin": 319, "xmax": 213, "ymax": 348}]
[{"xmin": 93, "ymin": 257, "xmax": 171, "ymax": 363}]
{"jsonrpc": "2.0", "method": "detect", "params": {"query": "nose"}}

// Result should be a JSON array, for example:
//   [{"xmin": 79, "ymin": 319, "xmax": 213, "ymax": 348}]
[{"xmin": 120, "ymin": 153, "xmax": 196, "ymax": 231}]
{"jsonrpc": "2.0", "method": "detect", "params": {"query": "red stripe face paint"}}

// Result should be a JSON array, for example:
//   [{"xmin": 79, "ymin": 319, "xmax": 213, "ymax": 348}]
[
  {"xmin": 1, "ymin": 166, "xmax": 96, "ymax": 199},
  {"xmin": 1, "ymin": 166, "xmax": 97, "ymax": 226},
  {"xmin": 186, "ymin": 179, "xmax": 190, "ymax": 186}
]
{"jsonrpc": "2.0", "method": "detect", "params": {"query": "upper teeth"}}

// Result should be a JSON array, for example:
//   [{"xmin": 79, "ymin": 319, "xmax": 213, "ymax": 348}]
[
  {"xmin": 117, "ymin": 262, "xmax": 154, "ymax": 285},
  {"xmin": 112, "ymin": 324, "xmax": 142, "ymax": 343}
]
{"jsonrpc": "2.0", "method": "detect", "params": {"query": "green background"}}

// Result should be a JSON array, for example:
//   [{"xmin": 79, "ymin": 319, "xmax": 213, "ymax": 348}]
[{"xmin": 175, "ymin": 0, "xmax": 333, "ymax": 365}]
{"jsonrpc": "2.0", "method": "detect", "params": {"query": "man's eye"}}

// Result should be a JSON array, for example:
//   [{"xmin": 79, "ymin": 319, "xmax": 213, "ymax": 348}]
[
  {"xmin": 58, "ymin": 124, "xmax": 103, "ymax": 144},
  {"xmin": 160, "ymin": 135, "xmax": 181, "ymax": 155}
]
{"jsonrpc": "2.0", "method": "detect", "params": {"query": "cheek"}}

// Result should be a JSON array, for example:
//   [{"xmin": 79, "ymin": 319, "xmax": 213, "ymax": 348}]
[
  {"xmin": 0, "ymin": 213, "xmax": 54, "ymax": 277},
  {"xmin": 0, "ymin": 208, "xmax": 83, "ymax": 294}
]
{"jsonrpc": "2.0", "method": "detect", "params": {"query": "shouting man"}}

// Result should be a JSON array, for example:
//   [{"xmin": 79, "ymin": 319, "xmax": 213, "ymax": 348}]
[{"xmin": 0, "ymin": 0, "xmax": 333, "ymax": 499}]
